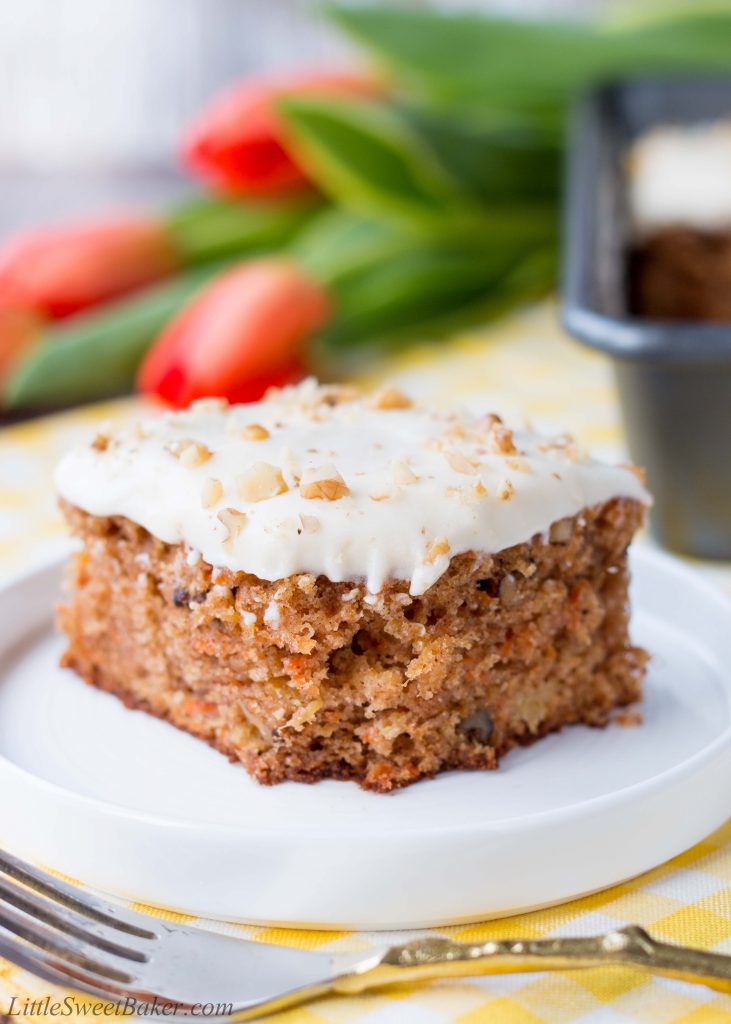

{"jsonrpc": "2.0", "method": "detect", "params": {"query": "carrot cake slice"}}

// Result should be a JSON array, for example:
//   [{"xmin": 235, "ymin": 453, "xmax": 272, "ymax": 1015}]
[
  {"xmin": 55, "ymin": 380, "xmax": 650, "ymax": 791},
  {"xmin": 628, "ymin": 120, "xmax": 731, "ymax": 320}
]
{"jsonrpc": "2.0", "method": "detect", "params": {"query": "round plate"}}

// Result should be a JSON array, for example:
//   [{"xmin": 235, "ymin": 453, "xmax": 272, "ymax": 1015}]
[{"xmin": 1, "ymin": 548, "xmax": 730, "ymax": 929}]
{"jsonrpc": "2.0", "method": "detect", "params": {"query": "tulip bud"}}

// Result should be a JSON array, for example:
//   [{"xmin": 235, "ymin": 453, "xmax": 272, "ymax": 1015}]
[
  {"xmin": 182, "ymin": 70, "xmax": 384, "ymax": 197},
  {"xmin": 137, "ymin": 259, "xmax": 331, "ymax": 407},
  {"xmin": 0, "ymin": 216, "xmax": 178, "ymax": 319}
]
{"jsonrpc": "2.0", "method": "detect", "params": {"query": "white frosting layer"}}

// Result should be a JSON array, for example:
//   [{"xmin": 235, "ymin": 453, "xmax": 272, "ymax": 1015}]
[
  {"xmin": 628, "ymin": 121, "xmax": 731, "ymax": 236},
  {"xmin": 55, "ymin": 381, "xmax": 649, "ymax": 596}
]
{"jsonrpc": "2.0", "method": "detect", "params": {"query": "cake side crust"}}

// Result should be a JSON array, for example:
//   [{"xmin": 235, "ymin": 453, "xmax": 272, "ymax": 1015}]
[{"xmin": 58, "ymin": 497, "xmax": 647, "ymax": 791}]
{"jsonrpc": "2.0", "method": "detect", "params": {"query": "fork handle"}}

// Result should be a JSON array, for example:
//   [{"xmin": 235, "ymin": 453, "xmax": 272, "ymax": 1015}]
[{"xmin": 336, "ymin": 926, "xmax": 731, "ymax": 996}]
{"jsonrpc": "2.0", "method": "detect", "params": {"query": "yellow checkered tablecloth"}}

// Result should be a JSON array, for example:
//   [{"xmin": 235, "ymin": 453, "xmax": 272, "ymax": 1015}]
[{"xmin": 2, "ymin": 303, "xmax": 731, "ymax": 1023}]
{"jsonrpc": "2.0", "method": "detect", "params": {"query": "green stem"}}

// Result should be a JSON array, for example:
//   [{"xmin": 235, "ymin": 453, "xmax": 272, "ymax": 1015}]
[
  {"xmin": 5, "ymin": 263, "xmax": 230, "ymax": 411},
  {"xmin": 165, "ymin": 194, "xmax": 322, "ymax": 265}
]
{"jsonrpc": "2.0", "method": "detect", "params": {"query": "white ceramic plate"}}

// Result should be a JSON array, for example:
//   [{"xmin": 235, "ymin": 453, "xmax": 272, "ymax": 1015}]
[{"xmin": 1, "ymin": 548, "xmax": 730, "ymax": 929}]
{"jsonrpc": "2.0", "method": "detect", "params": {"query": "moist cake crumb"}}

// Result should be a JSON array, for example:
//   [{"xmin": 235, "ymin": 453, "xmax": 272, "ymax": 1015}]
[{"xmin": 55, "ymin": 380, "xmax": 650, "ymax": 791}]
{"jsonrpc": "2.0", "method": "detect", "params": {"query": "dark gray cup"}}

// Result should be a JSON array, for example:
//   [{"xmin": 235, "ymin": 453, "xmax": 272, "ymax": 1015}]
[{"xmin": 562, "ymin": 77, "xmax": 731, "ymax": 559}]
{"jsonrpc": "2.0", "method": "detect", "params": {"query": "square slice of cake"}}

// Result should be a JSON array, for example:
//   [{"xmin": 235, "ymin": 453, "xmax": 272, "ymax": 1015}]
[
  {"xmin": 56, "ymin": 381, "xmax": 649, "ymax": 791},
  {"xmin": 628, "ymin": 120, "xmax": 731, "ymax": 320}
]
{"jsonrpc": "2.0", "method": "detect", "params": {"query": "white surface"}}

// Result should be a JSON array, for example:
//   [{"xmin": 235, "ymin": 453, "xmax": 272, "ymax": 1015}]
[
  {"xmin": 1, "ymin": 548, "xmax": 730, "ymax": 928},
  {"xmin": 629, "ymin": 120, "xmax": 731, "ymax": 235},
  {"xmin": 55, "ymin": 381, "xmax": 648, "ymax": 595}
]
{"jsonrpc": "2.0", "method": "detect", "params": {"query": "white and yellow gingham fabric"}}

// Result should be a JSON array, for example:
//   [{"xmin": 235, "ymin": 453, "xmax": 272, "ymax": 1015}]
[{"xmin": 2, "ymin": 304, "xmax": 731, "ymax": 1023}]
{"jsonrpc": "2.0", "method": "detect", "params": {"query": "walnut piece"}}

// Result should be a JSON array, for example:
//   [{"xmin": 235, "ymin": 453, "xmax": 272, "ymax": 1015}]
[
  {"xmin": 237, "ymin": 463, "xmax": 288, "ymax": 502},
  {"xmin": 241, "ymin": 423, "xmax": 270, "ymax": 441},
  {"xmin": 391, "ymin": 458, "xmax": 418, "ymax": 485},
  {"xmin": 167, "ymin": 439, "xmax": 212, "ymax": 468},
  {"xmin": 300, "ymin": 465, "xmax": 350, "ymax": 501},
  {"xmin": 424, "ymin": 537, "xmax": 451, "ymax": 564},
  {"xmin": 316, "ymin": 384, "xmax": 360, "ymax": 406},
  {"xmin": 479, "ymin": 413, "xmax": 503, "ymax": 431},
  {"xmin": 190, "ymin": 397, "xmax": 229, "ymax": 413},
  {"xmin": 201, "ymin": 478, "xmax": 223, "ymax": 509},
  {"xmin": 370, "ymin": 386, "xmax": 412, "ymax": 411},
  {"xmin": 490, "ymin": 424, "xmax": 518, "ymax": 455},
  {"xmin": 498, "ymin": 479, "xmax": 515, "ymax": 501},
  {"xmin": 216, "ymin": 507, "xmax": 247, "ymax": 547},
  {"xmin": 445, "ymin": 451, "xmax": 478, "ymax": 476},
  {"xmin": 299, "ymin": 514, "xmax": 321, "ymax": 534}
]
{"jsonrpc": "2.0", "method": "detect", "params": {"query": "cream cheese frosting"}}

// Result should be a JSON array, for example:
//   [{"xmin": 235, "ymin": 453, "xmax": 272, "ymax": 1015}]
[
  {"xmin": 55, "ymin": 380, "xmax": 649, "ymax": 596},
  {"xmin": 628, "ymin": 120, "xmax": 731, "ymax": 236}
]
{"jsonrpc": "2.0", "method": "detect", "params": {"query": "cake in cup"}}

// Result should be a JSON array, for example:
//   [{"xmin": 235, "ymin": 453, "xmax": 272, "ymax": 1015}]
[{"xmin": 628, "ymin": 120, "xmax": 731, "ymax": 320}]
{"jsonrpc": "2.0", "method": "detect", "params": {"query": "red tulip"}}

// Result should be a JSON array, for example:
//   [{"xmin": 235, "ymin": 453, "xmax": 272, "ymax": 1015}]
[
  {"xmin": 137, "ymin": 259, "xmax": 331, "ymax": 407},
  {"xmin": 182, "ymin": 69, "xmax": 384, "ymax": 197},
  {"xmin": 0, "ymin": 217, "xmax": 178, "ymax": 320},
  {"xmin": 0, "ymin": 300, "xmax": 43, "ymax": 391}
]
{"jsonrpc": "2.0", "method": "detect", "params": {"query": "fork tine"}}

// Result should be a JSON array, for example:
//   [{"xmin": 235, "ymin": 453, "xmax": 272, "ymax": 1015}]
[
  {"xmin": 0, "ymin": 930, "xmax": 125, "ymax": 1004},
  {"xmin": 0, "ymin": 929, "xmax": 206, "ymax": 1022},
  {"xmin": 0, "ymin": 875, "xmax": 148, "ymax": 963},
  {"xmin": 0, "ymin": 903, "xmax": 135, "ymax": 984},
  {"xmin": 0, "ymin": 850, "xmax": 156, "ymax": 939}
]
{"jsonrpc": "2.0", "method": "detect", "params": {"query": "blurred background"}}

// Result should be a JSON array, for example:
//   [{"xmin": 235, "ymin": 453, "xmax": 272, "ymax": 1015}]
[
  {"xmin": 2, "ymin": 0, "xmax": 730, "ymax": 423},
  {"xmin": 1, "ymin": 0, "xmax": 608, "ymax": 230}
]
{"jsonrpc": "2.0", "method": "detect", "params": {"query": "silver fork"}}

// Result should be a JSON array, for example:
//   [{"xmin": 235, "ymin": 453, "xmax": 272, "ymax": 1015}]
[{"xmin": 3, "ymin": 848, "xmax": 731, "ymax": 1022}]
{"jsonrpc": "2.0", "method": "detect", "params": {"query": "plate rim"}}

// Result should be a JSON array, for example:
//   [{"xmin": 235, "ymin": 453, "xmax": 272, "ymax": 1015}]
[{"xmin": 1, "ymin": 544, "xmax": 730, "ymax": 840}]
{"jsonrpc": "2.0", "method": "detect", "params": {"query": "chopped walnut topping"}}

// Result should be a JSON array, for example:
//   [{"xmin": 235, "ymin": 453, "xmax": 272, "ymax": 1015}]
[
  {"xmin": 490, "ymin": 424, "xmax": 518, "ymax": 455},
  {"xmin": 167, "ymin": 439, "xmax": 212, "ymax": 468},
  {"xmin": 445, "ymin": 451, "xmax": 478, "ymax": 475},
  {"xmin": 299, "ymin": 514, "xmax": 321, "ymax": 534},
  {"xmin": 300, "ymin": 465, "xmax": 350, "ymax": 501},
  {"xmin": 190, "ymin": 397, "xmax": 228, "ymax": 413},
  {"xmin": 201, "ymin": 477, "xmax": 223, "ymax": 508},
  {"xmin": 369, "ymin": 491, "xmax": 391, "ymax": 502},
  {"xmin": 562, "ymin": 439, "xmax": 582, "ymax": 463},
  {"xmin": 498, "ymin": 479, "xmax": 515, "ymax": 501},
  {"xmin": 424, "ymin": 537, "xmax": 451, "ymax": 564},
  {"xmin": 391, "ymin": 458, "xmax": 418, "ymax": 486},
  {"xmin": 182, "ymin": 443, "xmax": 212, "ymax": 468},
  {"xmin": 91, "ymin": 432, "xmax": 109, "ymax": 452},
  {"xmin": 216, "ymin": 507, "xmax": 246, "ymax": 547},
  {"xmin": 474, "ymin": 480, "xmax": 488, "ymax": 497},
  {"xmin": 370, "ymin": 386, "xmax": 412, "ymax": 411},
  {"xmin": 317, "ymin": 383, "xmax": 360, "ymax": 406},
  {"xmin": 623, "ymin": 463, "xmax": 647, "ymax": 484},
  {"xmin": 241, "ymin": 423, "xmax": 270, "ymax": 441},
  {"xmin": 545, "ymin": 433, "xmax": 583, "ymax": 463},
  {"xmin": 479, "ymin": 413, "xmax": 503, "ymax": 431},
  {"xmin": 237, "ymin": 463, "xmax": 288, "ymax": 502}
]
